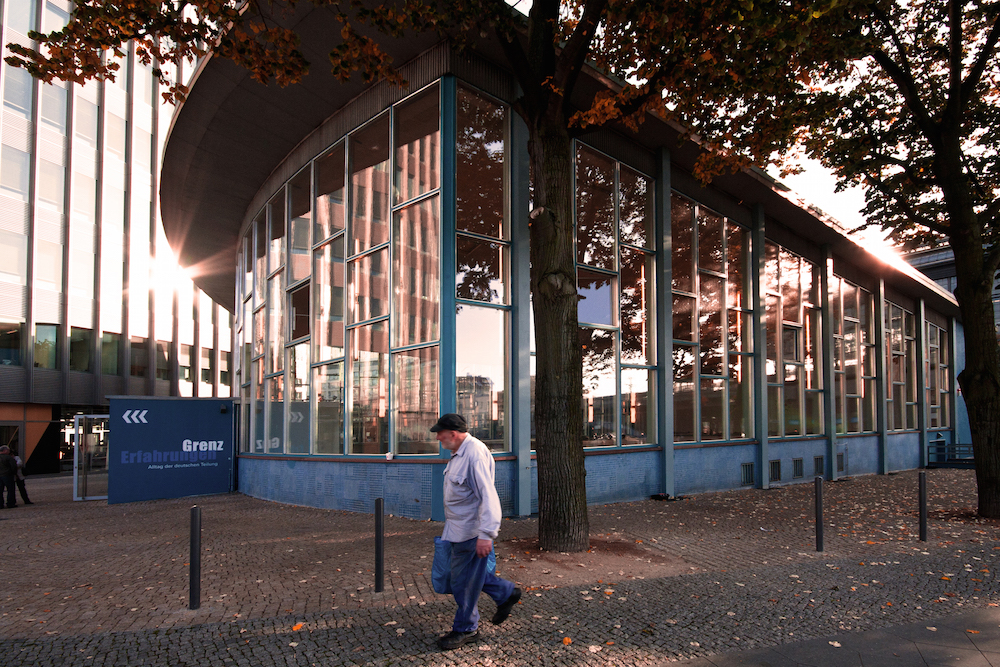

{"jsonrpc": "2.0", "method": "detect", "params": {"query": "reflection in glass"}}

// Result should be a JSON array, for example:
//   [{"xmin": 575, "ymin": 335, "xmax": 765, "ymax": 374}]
[
  {"xmin": 393, "ymin": 198, "xmax": 440, "ymax": 346},
  {"xmin": 254, "ymin": 215, "xmax": 266, "ymax": 303},
  {"xmin": 699, "ymin": 275, "xmax": 724, "ymax": 376},
  {"xmin": 621, "ymin": 368, "xmax": 654, "ymax": 444},
  {"xmin": 697, "ymin": 209, "xmax": 724, "ymax": 274},
  {"xmin": 288, "ymin": 168, "xmax": 312, "ymax": 283},
  {"xmin": 156, "ymin": 341, "xmax": 170, "ymax": 380},
  {"xmin": 780, "ymin": 250, "xmax": 800, "ymax": 323},
  {"xmin": 620, "ymin": 247, "xmax": 653, "ymax": 365},
  {"xmin": 394, "ymin": 84, "xmax": 439, "ymax": 204},
  {"xmin": 268, "ymin": 375, "xmax": 284, "ymax": 453},
  {"xmin": 0, "ymin": 322, "xmax": 22, "ymax": 366},
  {"xmin": 348, "ymin": 248, "xmax": 388, "ymax": 323},
  {"xmin": 673, "ymin": 344, "xmax": 696, "ymax": 442},
  {"xmin": 253, "ymin": 360, "xmax": 265, "ymax": 452},
  {"xmin": 101, "ymin": 332, "xmax": 120, "ymax": 374},
  {"xmin": 700, "ymin": 378, "xmax": 725, "ymax": 440},
  {"xmin": 727, "ymin": 224, "xmax": 745, "ymax": 309},
  {"xmin": 457, "ymin": 306, "xmax": 506, "ymax": 452},
  {"xmin": 619, "ymin": 165, "xmax": 652, "ymax": 249},
  {"xmin": 289, "ymin": 285, "xmax": 309, "ymax": 341},
  {"xmin": 577, "ymin": 269, "xmax": 614, "ymax": 326},
  {"xmin": 581, "ymin": 327, "xmax": 615, "ymax": 446},
  {"xmin": 350, "ymin": 321, "xmax": 389, "ymax": 454},
  {"xmin": 253, "ymin": 307, "xmax": 265, "ymax": 358},
  {"xmin": 456, "ymin": 235, "xmax": 505, "ymax": 304},
  {"xmin": 70, "ymin": 327, "xmax": 92, "ymax": 372},
  {"xmin": 314, "ymin": 362, "xmax": 344, "ymax": 454},
  {"xmin": 456, "ymin": 86, "xmax": 506, "ymax": 239},
  {"xmin": 784, "ymin": 365, "xmax": 801, "ymax": 435},
  {"xmin": 130, "ymin": 336, "xmax": 147, "ymax": 377},
  {"xmin": 268, "ymin": 190, "xmax": 286, "ymax": 271},
  {"xmin": 34, "ymin": 324, "xmax": 58, "ymax": 369},
  {"xmin": 313, "ymin": 237, "xmax": 345, "ymax": 361},
  {"xmin": 393, "ymin": 345, "xmax": 439, "ymax": 454},
  {"xmin": 673, "ymin": 294, "xmax": 695, "ymax": 342},
  {"xmin": 315, "ymin": 143, "xmax": 345, "ymax": 241},
  {"xmin": 765, "ymin": 295, "xmax": 779, "ymax": 379},
  {"xmin": 576, "ymin": 146, "xmax": 615, "ymax": 270},
  {"xmin": 728, "ymin": 310, "xmax": 748, "ymax": 353},
  {"xmin": 288, "ymin": 343, "xmax": 310, "ymax": 454},
  {"xmin": 671, "ymin": 195, "xmax": 694, "ymax": 292},
  {"xmin": 805, "ymin": 391, "xmax": 822, "ymax": 435},
  {"xmin": 349, "ymin": 113, "xmax": 391, "ymax": 254},
  {"xmin": 729, "ymin": 354, "xmax": 749, "ymax": 438},
  {"xmin": 268, "ymin": 273, "xmax": 284, "ymax": 373}
]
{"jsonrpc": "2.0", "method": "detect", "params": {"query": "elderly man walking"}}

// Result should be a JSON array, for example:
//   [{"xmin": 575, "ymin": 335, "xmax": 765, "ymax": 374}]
[{"xmin": 431, "ymin": 413, "xmax": 522, "ymax": 650}]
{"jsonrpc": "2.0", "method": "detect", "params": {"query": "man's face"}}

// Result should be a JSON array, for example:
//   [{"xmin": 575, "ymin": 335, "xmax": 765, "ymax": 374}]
[{"xmin": 436, "ymin": 429, "xmax": 465, "ymax": 452}]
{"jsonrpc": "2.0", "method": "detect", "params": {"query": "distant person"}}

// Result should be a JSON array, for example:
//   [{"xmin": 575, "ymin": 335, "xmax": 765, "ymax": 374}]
[
  {"xmin": 0, "ymin": 445, "xmax": 17, "ymax": 509},
  {"xmin": 14, "ymin": 452, "xmax": 32, "ymax": 505},
  {"xmin": 431, "ymin": 413, "xmax": 521, "ymax": 650}
]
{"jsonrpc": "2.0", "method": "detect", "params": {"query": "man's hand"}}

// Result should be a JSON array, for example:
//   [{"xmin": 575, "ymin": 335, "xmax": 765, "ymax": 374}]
[{"xmin": 476, "ymin": 538, "xmax": 492, "ymax": 558}]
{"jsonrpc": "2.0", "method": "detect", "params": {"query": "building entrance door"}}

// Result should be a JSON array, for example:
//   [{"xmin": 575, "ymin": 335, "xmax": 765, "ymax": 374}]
[
  {"xmin": 0, "ymin": 423, "xmax": 20, "ymax": 456},
  {"xmin": 73, "ymin": 415, "xmax": 109, "ymax": 501}
]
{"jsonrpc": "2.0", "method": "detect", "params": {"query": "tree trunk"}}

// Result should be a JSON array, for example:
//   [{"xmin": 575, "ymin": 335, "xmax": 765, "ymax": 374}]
[
  {"xmin": 951, "ymin": 225, "xmax": 1000, "ymax": 518},
  {"xmin": 527, "ymin": 113, "xmax": 589, "ymax": 552}
]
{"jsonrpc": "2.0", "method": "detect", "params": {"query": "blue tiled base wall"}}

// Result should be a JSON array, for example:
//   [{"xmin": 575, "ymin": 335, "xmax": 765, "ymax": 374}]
[
  {"xmin": 238, "ymin": 458, "xmax": 438, "ymax": 520},
  {"xmin": 886, "ymin": 432, "xmax": 922, "ymax": 472},
  {"xmin": 675, "ymin": 444, "xmax": 758, "ymax": 495},
  {"xmin": 585, "ymin": 450, "xmax": 663, "ymax": 505}
]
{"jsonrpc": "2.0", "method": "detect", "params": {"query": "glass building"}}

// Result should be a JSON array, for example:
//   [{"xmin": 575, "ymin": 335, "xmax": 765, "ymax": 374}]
[
  {"xmin": 0, "ymin": 1, "xmax": 231, "ymax": 474},
  {"xmin": 160, "ymin": 8, "xmax": 966, "ymax": 519}
]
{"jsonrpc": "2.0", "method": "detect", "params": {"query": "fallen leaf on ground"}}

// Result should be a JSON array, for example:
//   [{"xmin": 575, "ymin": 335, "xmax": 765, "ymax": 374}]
[
  {"xmin": 292, "ymin": 623, "xmax": 304, "ymax": 631},
  {"xmin": 563, "ymin": 637, "xmax": 572, "ymax": 645}
]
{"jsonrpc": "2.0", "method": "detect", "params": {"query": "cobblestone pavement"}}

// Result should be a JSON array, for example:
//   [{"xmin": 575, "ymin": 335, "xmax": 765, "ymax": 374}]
[{"xmin": 3, "ymin": 469, "xmax": 999, "ymax": 666}]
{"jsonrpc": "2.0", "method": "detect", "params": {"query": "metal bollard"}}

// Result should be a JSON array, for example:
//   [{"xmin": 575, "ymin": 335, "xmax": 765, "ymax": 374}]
[
  {"xmin": 919, "ymin": 471, "xmax": 928, "ymax": 542},
  {"xmin": 190, "ymin": 506, "xmax": 202, "ymax": 610},
  {"xmin": 375, "ymin": 497, "xmax": 384, "ymax": 593},
  {"xmin": 815, "ymin": 476, "xmax": 824, "ymax": 553}
]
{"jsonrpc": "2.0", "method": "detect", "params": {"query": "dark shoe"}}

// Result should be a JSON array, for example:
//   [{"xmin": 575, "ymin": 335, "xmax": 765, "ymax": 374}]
[
  {"xmin": 24, "ymin": 501, "xmax": 33, "ymax": 505},
  {"xmin": 491, "ymin": 587, "xmax": 522, "ymax": 625},
  {"xmin": 437, "ymin": 630, "xmax": 479, "ymax": 650}
]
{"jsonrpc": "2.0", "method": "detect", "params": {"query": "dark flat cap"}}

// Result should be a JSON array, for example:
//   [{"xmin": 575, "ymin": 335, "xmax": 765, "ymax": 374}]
[{"xmin": 430, "ymin": 413, "xmax": 468, "ymax": 433}]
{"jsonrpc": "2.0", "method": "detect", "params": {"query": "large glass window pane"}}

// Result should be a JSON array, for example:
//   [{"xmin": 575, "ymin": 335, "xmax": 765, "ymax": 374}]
[
  {"xmin": 350, "ymin": 321, "xmax": 389, "ymax": 454},
  {"xmin": 0, "ymin": 230, "xmax": 28, "ymax": 285},
  {"xmin": 765, "ymin": 295, "xmax": 779, "ymax": 379},
  {"xmin": 699, "ymin": 275, "xmax": 725, "ymax": 376},
  {"xmin": 268, "ymin": 374, "xmax": 284, "ymax": 453},
  {"xmin": 288, "ymin": 168, "xmax": 311, "ymax": 283},
  {"xmin": 700, "ymin": 378, "xmax": 725, "ymax": 440},
  {"xmin": 581, "ymin": 327, "xmax": 615, "ymax": 446},
  {"xmin": 784, "ymin": 365, "xmax": 802, "ymax": 435},
  {"xmin": 394, "ymin": 84, "xmax": 439, "ymax": 204},
  {"xmin": 289, "ymin": 284, "xmax": 309, "ymax": 341},
  {"xmin": 805, "ymin": 391, "xmax": 823, "ymax": 435},
  {"xmin": 727, "ymin": 224, "xmax": 746, "ymax": 309},
  {"xmin": 7, "ymin": 0, "xmax": 38, "ymax": 35},
  {"xmin": 671, "ymin": 195, "xmax": 694, "ymax": 292},
  {"xmin": 268, "ymin": 272, "xmax": 284, "ymax": 373},
  {"xmin": 780, "ymin": 251, "xmax": 801, "ymax": 323},
  {"xmin": 0, "ymin": 145, "xmax": 30, "ymax": 200},
  {"xmin": 393, "ymin": 345, "xmax": 439, "ymax": 454},
  {"xmin": 254, "ymin": 215, "xmax": 266, "ymax": 304},
  {"xmin": 578, "ymin": 269, "xmax": 614, "ymax": 326},
  {"xmin": 253, "ymin": 360, "xmax": 265, "ymax": 452},
  {"xmin": 315, "ymin": 143, "xmax": 346, "ymax": 241},
  {"xmin": 457, "ymin": 306, "xmax": 507, "ymax": 452},
  {"xmin": 348, "ymin": 248, "xmax": 388, "ymax": 323},
  {"xmin": 673, "ymin": 345, "xmax": 696, "ymax": 442},
  {"xmin": 252, "ymin": 307, "xmax": 265, "ymax": 358},
  {"xmin": 576, "ymin": 147, "xmax": 615, "ymax": 270},
  {"xmin": 621, "ymin": 368, "xmax": 654, "ymax": 444},
  {"xmin": 620, "ymin": 247, "xmax": 653, "ymax": 365},
  {"xmin": 393, "ymin": 197, "xmax": 440, "ymax": 346},
  {"xmin": 314, "ymin": 362, "xmax": 344, "ymax": 454},
  {"xmin": 41, "ymin": 84, "xmax": 68, "ymax": 133},
  {"xmin": 349, "ymin": 113, "xmax": 390, "ymax": 254},
  {"xmin": 697, "ymin": 209, "xmax": 724, "ymax": 274},
  {"xmin": 269, "ymin": 191, "xmax": 286, "ymax": 272},
  {"xmin": 101, "ymin": 332, "xmax": 120, "ymax": 375},
  {"xmin": 34, "ymin": 324, "xmax": 58, "ymax": 369},
  {"xmin": 456, "ymin": 86, "xmax": 505, "ymax": 239},
  {"xmin": 38, "ymin": 160, "xmax": 65, "ymax": 212},
  {"xmin": 76, "ymin": 99, "xmax": 99, "ymax": 147},
  {"xmin": 729, "ymin": 354, "xmax": 750, "ymax": 438},
  {"xmin": 456, "ymin": 235, "xmax": 506, "ymax": 304},
  {"xmin": 673, "ymin": 294, "xmax": 695, "ymax": 342},
  {"xmin": 288, "ymin": 343, "xmax": 310, "ymax": 454},
  {"xmin": 70, "ymin": 327, "xmax": 92, "ymax": 372},
  {"xmin": 3, "ymin": 65, "xmax": 33, "ymax": 118},
  {"xmin": 0, "ymin": 322, "xmax": 23, "ymax": 366},
  {"xmin": 619, "ymin": 166, "xmax": 651, "ymax": 249},
  {"xmin": 105, "ymin": 114, "xmax": 126, "ymax": 159},
  {"xmin": 313, "ymin": 237, "xmax": 345, "ymax": 361}
]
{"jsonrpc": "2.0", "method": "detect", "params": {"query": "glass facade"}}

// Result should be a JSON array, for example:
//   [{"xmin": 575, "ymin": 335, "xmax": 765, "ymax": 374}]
[{"xmin": 230, "ymin": 75, "xmax": 960, "ymax": 483}]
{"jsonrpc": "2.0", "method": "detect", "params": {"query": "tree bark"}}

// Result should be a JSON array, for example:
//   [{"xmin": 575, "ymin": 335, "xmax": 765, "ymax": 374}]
[
  {"xmin": 951, "ymin": 223, "xmax": 1000, "ymax": 518},
  {"xmin": 527, "ymin": 112, "xmax": 590, "ymax": 552}
]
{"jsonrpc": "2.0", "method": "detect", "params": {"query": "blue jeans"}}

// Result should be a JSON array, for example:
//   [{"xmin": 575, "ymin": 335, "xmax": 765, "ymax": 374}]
[{"xmin": 449, "ymin": 537, "xmax": 516, "ymax": 632}]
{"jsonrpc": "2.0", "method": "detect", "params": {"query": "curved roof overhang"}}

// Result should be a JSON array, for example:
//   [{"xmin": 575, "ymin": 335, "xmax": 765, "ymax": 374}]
[{"xmin": 161, "ymin": 6, "xmax": 959, "ymax": 320}]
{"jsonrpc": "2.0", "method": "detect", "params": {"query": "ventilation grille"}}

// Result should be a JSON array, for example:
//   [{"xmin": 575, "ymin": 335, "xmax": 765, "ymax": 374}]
[
  {"xmin": 793, "ymin": 458, "xmax": 804, "ymax": 479},
  {"xmin": 769, "ymin": 459, "xmax": 782, "ymax": 483},
  {"xmin": 740, "ymin": 462, "xmax": 754, "ymax": 486}
]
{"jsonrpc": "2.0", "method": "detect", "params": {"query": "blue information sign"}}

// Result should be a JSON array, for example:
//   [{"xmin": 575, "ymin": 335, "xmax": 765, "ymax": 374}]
[{"xmin": 108, "ymin": 397, "xmax": 235, "ymax": 504}]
